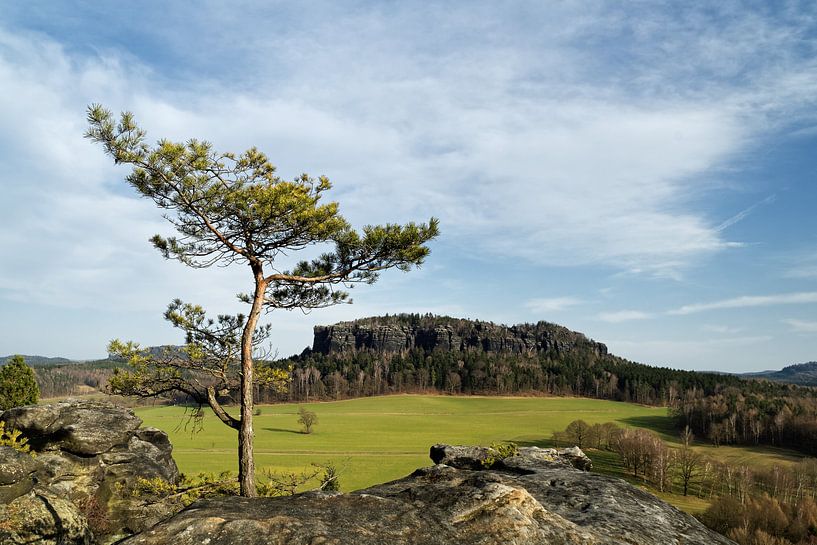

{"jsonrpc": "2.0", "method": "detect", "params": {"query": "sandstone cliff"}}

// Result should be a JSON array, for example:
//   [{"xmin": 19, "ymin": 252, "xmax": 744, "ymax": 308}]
[{"xmin": 312, "ymin": 315, "xmax": 608, "ymax": 358}]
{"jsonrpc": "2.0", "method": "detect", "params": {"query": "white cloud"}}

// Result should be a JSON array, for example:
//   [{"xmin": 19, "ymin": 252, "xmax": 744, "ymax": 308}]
[
  {"xmin": 784, "ymin": 319, "xmax": 817, "ymax": 333},
  {"xmin": 525, "ymin": 297, "xmax": 583, "ymax": 313},
  {"xmin": 598, "ymin": 310, "xmax": 652, "ymax": 323},
  {"xmin": 669, "ymin": 292, "xmax": 817, "ymax": 315},
  {"xmin": 702, "ymin": 324, "xmax": 743, "ymax": 334}
]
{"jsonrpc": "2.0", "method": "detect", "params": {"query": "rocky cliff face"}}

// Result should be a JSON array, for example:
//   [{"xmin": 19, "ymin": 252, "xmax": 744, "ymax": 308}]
[
  {"xmin": 0, "ymin": 399, "xmax": 180, "ymax": 545},
  {"xmin": 312, "ymin": 315, "xmax": 608, "ymax": 358},
  {"xmin": 119, "ymin": 444, "xmax": 732, "ymax": 545}
]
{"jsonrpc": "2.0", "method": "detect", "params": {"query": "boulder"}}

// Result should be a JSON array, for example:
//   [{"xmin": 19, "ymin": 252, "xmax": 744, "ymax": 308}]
[
  {"xmin": 0, "ymin": 399, "xmax": 180, "ymax": 543},
  {"xmin": 118, "ymin": 445, "xmax": 733, "ymax": 545},
  {"xmin": 1, "ymin": 399, "xmax": 143, "ymax": 455},
  {"xmin": 0, "ymin": 490, "xmax": 93, "ymax": 545},
  {"xmin": 429, "ymin": 444, "xmax": 593, "ymax": 472},
  {"xmin": 0, "ymin": 446, "xmax": 36, "ymax": 502}
]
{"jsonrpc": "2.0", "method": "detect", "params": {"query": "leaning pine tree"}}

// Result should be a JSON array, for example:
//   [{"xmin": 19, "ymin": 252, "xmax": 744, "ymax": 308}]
[{"xmin": 85, "ymin": 105, "xmax": 439, "ymax": 497}]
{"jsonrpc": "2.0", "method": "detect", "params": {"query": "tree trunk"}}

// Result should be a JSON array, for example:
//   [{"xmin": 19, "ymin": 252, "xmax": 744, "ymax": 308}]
[{"xmin": 238, "ymin": 265, "xmax": 267, "ymax": 497}]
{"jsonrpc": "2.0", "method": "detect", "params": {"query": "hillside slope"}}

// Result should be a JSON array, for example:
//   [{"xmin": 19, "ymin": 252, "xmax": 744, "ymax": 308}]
[{"xmin": 742, "ymin": 361, "xmax": 817, "ymax": 386}]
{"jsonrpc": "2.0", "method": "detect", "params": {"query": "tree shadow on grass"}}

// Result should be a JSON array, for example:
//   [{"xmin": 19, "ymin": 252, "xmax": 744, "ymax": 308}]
[
  {"xmin": 618, "ymin": 415, "xmax": 680, "ymax": 438},
  {"xmin": 262, "ymin": 427, "xmax": 303, "ymax": 435},
  {"xmin": 511, "ymin": 437, "xmax": 557, "ymax": 449}
]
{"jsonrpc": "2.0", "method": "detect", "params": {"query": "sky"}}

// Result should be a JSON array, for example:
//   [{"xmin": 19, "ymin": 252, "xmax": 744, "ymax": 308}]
[{"xmin": 0, "ymin": 1, "xmax": 816, "ymax": 372}]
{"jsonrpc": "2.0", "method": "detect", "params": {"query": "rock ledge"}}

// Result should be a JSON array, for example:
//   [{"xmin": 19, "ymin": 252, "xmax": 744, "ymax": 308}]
[{"xmin": 120, "ymin": 443, "xmax": 733, "ymax": 545}]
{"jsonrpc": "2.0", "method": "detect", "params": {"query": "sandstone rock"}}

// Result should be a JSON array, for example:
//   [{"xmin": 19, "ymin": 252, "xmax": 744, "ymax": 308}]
[
  {"xmin": 312, "ymin": 318, "xmax": 608, "ymax": 358},
  {"xmin": 118, "ymin": 445, "xmax": 733, "ymax": 545},
  {"xmin": 0, "ymin": 399, "xmax": 143, "ymax": 455},
  {"xmin": 0, "ymin": 399, "xmax": 180, "ymax": 543},
  {"xmin": 429, "ymin": 444, "xmax": 493, "ymax": 469},
  {"xmin": 0, "ymin": 490, "xmax": 93, "ymax": 545},
  {"xmin": 0, "ymin": 446, "xmax": 36, "ymax": 502}
]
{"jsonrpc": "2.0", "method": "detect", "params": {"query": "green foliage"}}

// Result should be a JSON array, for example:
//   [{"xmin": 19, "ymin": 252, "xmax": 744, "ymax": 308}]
[
  {"xmin": 123, "ymin": 464, "xmax": 341, "ymax": 503},
  {"xmin": 0, "ymin": 421, "xmax": 34, "ymax": 456},
  {"xmin": 125, "ymin": 472, "xmax": 238, "ymax": 506},
  {"xmin": 481, "ymin": 442, "xmax": 519, "ymax": 468},
  {"xmin": 0, "ymin": 355, "xmax": 39, "ymax": 410},
  {"xmin": 319, "ymin": 463, "xmax": 341, "ymax": 492}
]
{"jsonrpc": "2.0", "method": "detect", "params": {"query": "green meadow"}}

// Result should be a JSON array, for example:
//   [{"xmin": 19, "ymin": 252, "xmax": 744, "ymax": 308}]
[
  {"xmin": 134, "ymin": 395, "xmax": 665, "ymax": 488},
  {"xmin": 134, "ymin": 394, "xmax": 803, "ymax": 513}
]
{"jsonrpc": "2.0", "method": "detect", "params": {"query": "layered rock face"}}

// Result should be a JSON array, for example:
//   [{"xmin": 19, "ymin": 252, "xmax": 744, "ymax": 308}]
[
  {"xmin": 119, "ymin": 444, "xmax": 732, "ymax": 545},
  {"xmin": 313, "ymin": 316, "xmax": 608, "ymax": 357},
  {"xmin": 0, "ymin": 399, "xmax": 180, "ymax": 545}
]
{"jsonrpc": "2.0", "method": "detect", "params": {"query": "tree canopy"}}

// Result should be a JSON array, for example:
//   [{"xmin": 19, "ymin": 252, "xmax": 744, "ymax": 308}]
[
  {"xmin": 0, "ymin": 355, "xmax": 40, "ymax": 410},
  {"xmin": 85, "ymin": 104, "xmax": 439, "ymax": 496}
]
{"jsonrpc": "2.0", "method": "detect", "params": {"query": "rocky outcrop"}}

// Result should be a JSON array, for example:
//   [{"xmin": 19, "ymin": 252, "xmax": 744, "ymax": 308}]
[
  {"xmin": 430, "ymin": 444, "xmax": 594, "ymax": 472},
  {"xmin": 312, "ymin": 315, "xmax": 608, "ymax": 357},
  {"xmin": 119, "ymin": 444, "xmax": 732, "ymax": 545},
  {"xmin": 0, "ymin": 490, "xmax": 93, "ymax": 545},
  {"xmin": 0, "ymin": 399, "xmax": 180, "ymax": 544}
]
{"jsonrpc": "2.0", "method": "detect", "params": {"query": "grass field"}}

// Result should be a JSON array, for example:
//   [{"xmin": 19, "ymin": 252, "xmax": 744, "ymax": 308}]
[
  {"xmin": 135, "ymin": 395, "xmax": 666, "ymax": 489},
  {"xmin": 134, "ymin": 394, "xmax": 804, "ymax": 513}
]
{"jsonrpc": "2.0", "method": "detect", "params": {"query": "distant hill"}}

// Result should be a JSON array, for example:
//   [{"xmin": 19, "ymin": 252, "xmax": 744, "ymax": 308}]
[
  {"xmin": 0, "ymin": 354, "xmax": 76, "ymax": 366},
  {"xmin": 742, "ymin": 361, "xmax": 817, "ymax": 386},
  {"xmin": 286, "ymin": 313, "xmax": 744, "ymax": 405}
]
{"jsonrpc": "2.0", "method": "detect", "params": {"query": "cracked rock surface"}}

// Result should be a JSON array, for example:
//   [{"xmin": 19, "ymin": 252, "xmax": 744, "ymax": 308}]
[
  {"xmin": 119, "ymin": 444, "xmax": 733, "ymax": 545},
  {"xmin": 0, "ymin": 399, "xmax": 180, "ymax": 545}
]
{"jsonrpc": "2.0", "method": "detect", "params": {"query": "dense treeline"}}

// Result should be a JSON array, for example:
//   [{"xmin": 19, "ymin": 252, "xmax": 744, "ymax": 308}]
[{"xmin": 676, "ymin": 387, "xmax": 817, "ymax": 455}]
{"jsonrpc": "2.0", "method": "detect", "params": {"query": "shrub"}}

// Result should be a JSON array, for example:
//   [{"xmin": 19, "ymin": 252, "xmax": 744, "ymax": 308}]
[
  {"xmin": 297, "ymin": 407, "xmax": 318, "ymax": 434},
  {"xmin": 481, "ymin": 442, "xmax": 519, "ymax": 468}
]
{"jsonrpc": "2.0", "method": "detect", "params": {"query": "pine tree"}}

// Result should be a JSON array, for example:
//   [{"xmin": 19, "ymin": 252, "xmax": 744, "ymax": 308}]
[
  {"xmin": 86, "ymin": 105, "xmax": 439, "ymax": 496},
  {"xmin": 0, "ymin": 355, "xmax": 40, "ymax": 410}
]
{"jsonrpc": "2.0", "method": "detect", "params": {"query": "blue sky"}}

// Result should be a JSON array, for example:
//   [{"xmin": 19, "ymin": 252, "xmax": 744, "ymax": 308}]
[{"xmin": 1, "ymin": 2, "xmax": 816, "ymax": 372}]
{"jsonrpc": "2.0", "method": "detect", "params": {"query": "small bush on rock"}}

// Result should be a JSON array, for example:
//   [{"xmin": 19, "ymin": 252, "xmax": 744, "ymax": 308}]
[
  {"xmin": 481, "ymin": 442, "xmax": 519, "ymax": 468},
  {"xmin": 0, "ymin": 421, "xmax": 33, "ymax": 456}
]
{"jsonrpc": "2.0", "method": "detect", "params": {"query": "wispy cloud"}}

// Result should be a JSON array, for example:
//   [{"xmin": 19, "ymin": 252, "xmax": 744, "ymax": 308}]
[
  {"xmin": 598, "ymin": 310, "xmax": 653, "ymax": 323},
  {"xmin": 786, "ymin": 265, "xmax": 817, "ymax": 279},
  {"xmin": 669, "ymin": 292, "xmax": 817, "ymax": 315},
  {"xmin": 784, "ymin": 319, "xmax": 817, "ymax": 333},
  {"xmin": 525, "ymin": 297, "xmax": 583, "ymax": 313},
  {"xmin": 785, "ymin": 251, "xmax": 817, "ymax": 279},
  {"xmin": 715, "ymin": 194, "xmax": 777, "ymax": 232},
  {"xmin": 702, "ymin": 324, "xmax": 743, "ymax": 334}
]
